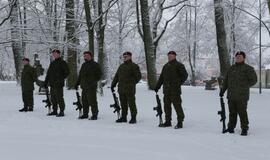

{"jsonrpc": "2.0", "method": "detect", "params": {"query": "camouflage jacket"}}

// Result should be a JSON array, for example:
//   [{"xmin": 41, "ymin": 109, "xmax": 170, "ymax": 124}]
[
  {"xmin": 156, "ymin": 59, "xmax": 188, "ymax": 95},
  {"xmin": 222, "ymin": 62, "xmax": 257, "ymax": 101},
  {"xmin": 77, "ymin": 60, "xmax": 102, "ymax": 90},
  {"xmin": 45, "ymin": 58, "xmax": 70, "ymax": 88},
  {"xmin": 111, "ymin": 60, "xmax": 142, "ymax": 95},
  {"xmin": 21, "ymin": 65, "xmax": 37, "ymax": 91}
]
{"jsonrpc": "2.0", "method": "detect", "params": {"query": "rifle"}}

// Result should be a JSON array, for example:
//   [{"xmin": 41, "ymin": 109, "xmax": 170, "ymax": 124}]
[
  {"xmin": 110, "ymin": 92, "xmax": 121, "ymax": 119},
  {"xmin": 153, "ymin": 94, "xmax": 163, "ymax": 127},
  {"xmin": 218, "ymin": 97, "xmax": 227, "ymax": 133},
  {"xmin": 73, "ymin": 91, "xmax": 83, "ymax": 117},
  {"xmin": 217, "ymin": 76, "xmax": 227, "ymax": 133},
  {"xmin": 42, "ymin": 88, "xmax": 51, "ymax": 114}
]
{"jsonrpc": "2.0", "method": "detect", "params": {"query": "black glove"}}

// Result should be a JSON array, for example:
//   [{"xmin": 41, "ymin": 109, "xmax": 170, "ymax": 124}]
[
  {"xmin": 111, "ymin": 86, "xmax": 115, "ymax": 93},
  {"xmin": 44, "ymin": 83, "xmax": 48, "ymax": 89},
  {"xmin": 154, "ymin": 87, "xmax": 159, "ymax": 93},
  {"xmin": 219, "ymin": 91, "xmax": 224, "ymax": 97}
]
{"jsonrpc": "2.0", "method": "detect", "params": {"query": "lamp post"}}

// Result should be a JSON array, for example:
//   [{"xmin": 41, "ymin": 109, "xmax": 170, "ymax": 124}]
[{"xmin": 259, "ymin": 0, "xmax": 262, "ymax": 94}]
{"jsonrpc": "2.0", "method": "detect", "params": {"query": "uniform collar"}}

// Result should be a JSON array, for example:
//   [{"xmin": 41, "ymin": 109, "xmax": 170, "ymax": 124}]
[
  {"xmin": 169, "ymin": 59, "xmax": 177, "ymax": 63},
  {"xmin": 54, "ymin": 57, "xmax": 61, "ymax": 61},
  {"xmin": 124, "ymin": 59, "xmax": 132, "ymax": 64},
  {"xmin": 235, "ymin": 62, "xmax": 245, "ymax": 66}
]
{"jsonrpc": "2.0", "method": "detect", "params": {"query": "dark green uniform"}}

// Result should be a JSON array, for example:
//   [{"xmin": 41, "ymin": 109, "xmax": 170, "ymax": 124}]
[
  {"xmin": 155, "ymin": 59, "xmax": 188, "ymax": 123},
  {"xmin": 111, "ymin": 60, "xmax": 142, "ymax": 119},
  {"xmin": 221, "ymin": 62, "xmax": 257, "ymax": 131},
  {"xmin": 21, "ymin": 64, "xmax": 37, "ymax": 110},
  {"xmin": 76, "ymin": 60, "xmax": 102, "ymax": 117},
  {"xmin": 45, "ymin": 58, "xmax": 70, "ymax": 113}
]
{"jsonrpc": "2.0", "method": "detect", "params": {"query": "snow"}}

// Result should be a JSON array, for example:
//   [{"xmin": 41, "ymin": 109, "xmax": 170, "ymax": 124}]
[{"xmin": 0, "ymin": 82, "xmax": 269, "ymax": 160}]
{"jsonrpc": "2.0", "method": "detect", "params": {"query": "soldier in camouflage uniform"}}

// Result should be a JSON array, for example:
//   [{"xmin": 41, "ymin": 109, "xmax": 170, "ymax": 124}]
[
  {"xmin": 111, "ymin": 51, "xmax": 142, "ymax": 124},
  {"xmin": 220, "ymin": 51, "xmax": 257, "ymax": 136},
  {"xmin": 155, "ymin": 51, "xmax": 188, "ymax": 129},
  {"xmin": 75, "ymin": 51, "xmax": 102, "ymax": 120},
  {"xmin": 44, "ymin": 49, "xmax": 70, "ymax": 117},
  {"xmin": 19, "ymin": 58, "xmax": 37, "ymax": 112}
]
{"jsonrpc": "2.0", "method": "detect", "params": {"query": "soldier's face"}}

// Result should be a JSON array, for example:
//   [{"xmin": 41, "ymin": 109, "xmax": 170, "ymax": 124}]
[
  {"xmin": 168, "ymin": 54, "xmax": 176, "ymax": 61},
  {"xmin": 52, "ymin": 52, "xmax": 60, "ymax": 59},
  {"xmin": 84, "ymin": 54, "xmax": 92, "ymax": 61},
  {"xmin": 123, "ymin": 55, "xmax": 131, "ymax": 62},
  {"xmin": 235, "ymin": 55, "xmax": 245, "ymax": 63},
  {"xmin": 22, "ymin": 60, "xmax": 29, "ymax": 65}
]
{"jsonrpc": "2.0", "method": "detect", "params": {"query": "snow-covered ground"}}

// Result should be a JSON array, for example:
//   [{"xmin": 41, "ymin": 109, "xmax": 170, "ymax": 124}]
[{"xmin": 0, "ymin": 81, "xmax": 269, "ymax": 160}]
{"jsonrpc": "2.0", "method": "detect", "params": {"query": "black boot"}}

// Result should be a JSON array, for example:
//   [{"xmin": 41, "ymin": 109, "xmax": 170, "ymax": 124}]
[
  {"xmin": 159, "ymin": 121, "xmax": 172, "ymax": 127},
  {"xmin": 78, "ymin": 114, "xmax": 89, "ymax": 119},
  {"xmin": 116, "ymin": 117, "xmax": 127, "ymax": 123},
  {"xmin": 129, "ymin": 116, "xmax": 137, "ymax": 124},
  {"xmin": 47, "ymin": 110, "xmax": 58, "ymax": 116},
  {"xmin": 56, "ymin": 111, "xmax": 65, "ymax": 117},
  {"xmin": 225, "ymin": 128, "xmax": 235, "ymax": 133},
  {"xmin": 89, "ymin": 114, "xmax": 98, "ymax": 120},
  {"xmin": 174, "ymin": 121, "xmax": 183, "ymax": 129},
  {"xmin": 241, "ymin": 129, "xmax": 248, "ymax": 136},
  {"xmin": 28, "ymin": 107, "xmax": 33, "ymax": 112},
  {"xmin": 19, "ymin": 107, "xmax": 28, "ymax": 112}
]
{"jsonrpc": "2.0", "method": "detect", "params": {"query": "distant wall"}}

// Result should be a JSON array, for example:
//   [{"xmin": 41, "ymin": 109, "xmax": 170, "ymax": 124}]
[{"xmin": 254, "ymin": 69, "xmax": 270, "ymax": 88}]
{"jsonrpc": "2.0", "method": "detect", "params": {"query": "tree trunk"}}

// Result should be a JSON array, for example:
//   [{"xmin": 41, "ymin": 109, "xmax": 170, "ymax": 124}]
[
  {"xmin": 53, "ymin": 0, "xmax": 59, "ymax": 48},
  {"xmin": 193, "ymin": 0, "xmax": 197, "ymax": 70},
  {"xmin": 186, "ymin": 9, "xmax": 195, "ymax": 86},
  {"xmin": 83, "ymin": 0, "xmax": 95, "ymax": 56},
  {"xmin": 139, "ymin": 0, "xmax": 157, "ymax": 90},
  {"xmin": 213, "ymin": 0, "xmax": 230, "ymax": 77},
  {"xmin": 66, "ymin": 0, "xmax": 78, "ymax": 89},
  {"xmin": 267, "ymin": 0, "xmax": 270, "ymax": 15},
  {"xmin": 229, "ymin": 0, "xmax": 236, "ymax": 63},
  {"xmin": 9, "ymin": 0, "xmax": 23, "ymax": 82}
]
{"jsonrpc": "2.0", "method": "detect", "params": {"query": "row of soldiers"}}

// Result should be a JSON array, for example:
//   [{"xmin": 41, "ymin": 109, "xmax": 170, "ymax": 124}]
[{"xmin": 19, "ymin": 50, "xmax": 257, "ymax": 135}]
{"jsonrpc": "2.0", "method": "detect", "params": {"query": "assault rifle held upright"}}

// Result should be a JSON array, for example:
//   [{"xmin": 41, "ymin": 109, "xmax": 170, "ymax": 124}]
[
  {"xmin": 42, "ymin": 88, "xmax": 51, "ymax": 114},
  {"xmin": 110, "ymin": 92, "xmax": 121, "ymax": 119},
  {"xmin": 217, "ymin": 76, "xmax": 227, "ymax": 133},
  {"xmin": 218, "ymin": 97, "xmax": 227, "ymax": 133},
  {"xmin": 153, "ymin": 93, "xmax": 163, "ymax": 127},
  {"xmin": 73, "ymin": 91, "xmax": 83, "ymax": 117}
]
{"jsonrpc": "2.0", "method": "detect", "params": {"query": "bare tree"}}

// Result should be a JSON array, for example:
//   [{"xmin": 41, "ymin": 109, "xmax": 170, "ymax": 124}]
[
  {"xmin": 66, "ymin": 0, "xmax": 78, "ymax": 89},
  {"xmin": 213, "ymin": 0, "xmax": 230, "ymax": 77},
  {"xmin": 83, "ymin": 0, "xmax": 95, "ymax": 55},
  {"xmin": 9, "ymin": 0, "xmax": 23, "ymax": 82},
  {"xmin": 138, "ymin": 0, "xmax": 157, "ymax": 90}
]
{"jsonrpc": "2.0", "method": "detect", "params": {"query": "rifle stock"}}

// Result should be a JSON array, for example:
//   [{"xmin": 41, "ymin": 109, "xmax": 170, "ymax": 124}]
[
  {"xmin": 42, "ymin": 88, "xmax": 51, "ymax": 114},
  {"xmin": 153, "ymin": 94, "xmax": 163, "ymax": 127},
  {"xmin": 218, "ymin": 97, "xmax": 227, "ymax": 133},
  {"xmin": 73, "ymin": 91, "xmax": 83, "ymax": 117},
  {"xmin": 110, "ymin": 92, "xmax": 121, "ymax": 119}
]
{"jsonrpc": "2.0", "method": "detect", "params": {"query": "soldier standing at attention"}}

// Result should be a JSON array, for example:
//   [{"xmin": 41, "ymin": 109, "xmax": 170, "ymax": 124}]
[
  {"xmin": 75, "ymin": 51, "xmax": 102, "ymax": 120},
  {"xmin": 111, "ymin": 51, "xmax": 142, "ymax": 124},
  {"xmin": 44, "ymin": 49, "xmax": 70, "ymax": 117},
  {"xmin": 220, "ymin": 51, "xmax": 257, "ymax": 136},
  {"xmin": 155, "ymin": 51, "xmax": 188, "ymax": 129},
  {"xmin": 19, "ymin": 58, "xmax": 37, "ymax": 112}
]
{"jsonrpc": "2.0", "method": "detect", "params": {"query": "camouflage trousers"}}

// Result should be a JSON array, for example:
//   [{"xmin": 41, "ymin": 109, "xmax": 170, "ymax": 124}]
[
  {"xmin": 50, "ymin": 87, "xmax": 65, "ymax": 112},
  {"xmin": 228, "ymin": 100, "xmax": 249, "ymax": 130},
  {"xmin": 119, "ymin": 93, "xmax": 137, "ymax": 118},
  {"xmin": 82, "ymin": 89, "xmax": 98, "ymax": 116},
  {"xmin": 22, "ymin": 90, "xmax": 33, "ymax": 109},
  {"xmin": 163, "ymin": 94, "xmax": 185, "ymax": 123}
]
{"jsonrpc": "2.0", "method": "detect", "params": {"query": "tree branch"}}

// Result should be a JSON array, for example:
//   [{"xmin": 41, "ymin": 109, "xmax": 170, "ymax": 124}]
[
  {"xmin": 154, "ymin": 4, "xmax": 195, "ymax": 45},
  {"xmin": 0, "ymin": 0, "xmax": 18, "ymax": 26},
  {"xmin": 91, "ymin": 0, "xmax": 118, "ymax": 30},
  {"xmin": 225, "ymin": 2, "xmax": 270, "ymax": 37},
  {"xmin": 136, "ymin": 0, "xmax": 143, "ymax": 39},
  {"xmin": 163, "ymin": 0, "xmax": 188, "ymax": 10}
]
